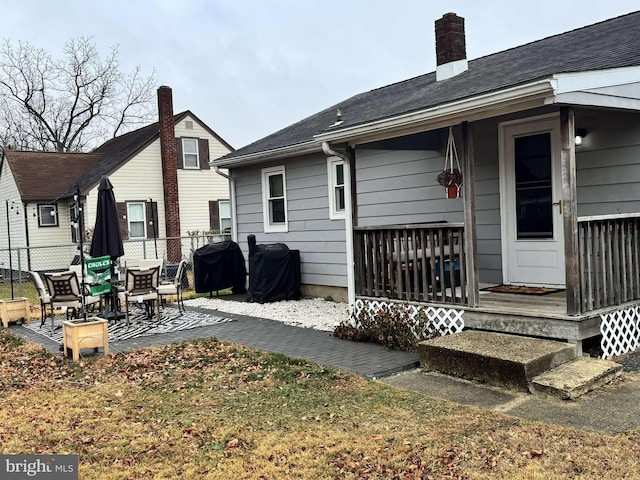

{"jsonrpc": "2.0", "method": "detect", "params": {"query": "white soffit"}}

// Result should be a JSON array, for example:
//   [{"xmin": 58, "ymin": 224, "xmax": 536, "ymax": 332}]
[{"xmin": 549, "ymin": 66, "xmax": 640, "ymax": 110}]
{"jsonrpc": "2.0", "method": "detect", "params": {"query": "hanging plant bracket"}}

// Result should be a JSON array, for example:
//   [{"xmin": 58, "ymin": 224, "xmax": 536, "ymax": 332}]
[{"xmin": 437, "ymin": 127, "xmax": 463, "ymax": 199}]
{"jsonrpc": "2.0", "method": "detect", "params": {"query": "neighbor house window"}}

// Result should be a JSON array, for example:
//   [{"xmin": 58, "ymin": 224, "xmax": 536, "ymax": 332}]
[
  {"xmin": 70, "ymin": 205, "xmax": 80, "ymax": 243},
  {"xmin": 219, "ymin": 200, "xmax": 232, "ymax": 232},
  {"xmin": 327, "ymin": 157, "xmax": 346, "ymax": 220},
  {"xmin": 261, "ymin": 165, "xmax": 288, "ymax": 233},
  {"xmin": 182, "ymin": 138, "xmax": 199, "ymax": 169},
  {"xmin": 38, "ymin": 204, "xmax": 58, "ymax": 227},
  {"xmin": 127, "ymin": 202, "xmax": 147, "ymax": 238}
]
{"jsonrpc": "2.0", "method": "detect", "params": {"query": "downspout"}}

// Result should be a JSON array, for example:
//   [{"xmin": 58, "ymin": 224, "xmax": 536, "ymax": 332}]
[
  {"xmin": 322, "ymin": 142, "xmax": 356, "ymax": 311},
  {"xmin": 214, "ymin": 165, "xmax": 238, "ymax": 243}
]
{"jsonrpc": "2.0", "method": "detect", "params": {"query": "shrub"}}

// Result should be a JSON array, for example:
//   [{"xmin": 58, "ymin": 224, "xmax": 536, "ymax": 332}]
[{"xmin": 333, "ymin": 304, "xmax": 440, "ymax": 352}]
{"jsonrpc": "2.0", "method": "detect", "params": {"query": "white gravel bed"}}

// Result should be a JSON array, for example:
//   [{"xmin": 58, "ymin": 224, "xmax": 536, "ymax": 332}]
[{"xmin": 185, "ymin": 297, "xmax": 349, "ymax": 332}]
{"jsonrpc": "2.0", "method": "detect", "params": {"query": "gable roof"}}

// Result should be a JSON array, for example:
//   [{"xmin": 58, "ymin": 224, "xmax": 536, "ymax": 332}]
[
  {"xmin": 2, "ymin": 110, "xmax": 233, "ymax": 201},
  {"xmin": 217, "ymin": 10, "xmax": 640, "ymax": 166},
  {"xmin": 4, "ymin": 151, "xmax": 102, "ymax": 202}
]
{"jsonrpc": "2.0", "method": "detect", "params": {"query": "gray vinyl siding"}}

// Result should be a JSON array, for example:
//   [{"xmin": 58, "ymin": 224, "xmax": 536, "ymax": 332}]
[
  {"xmin": 575, "ymin": 110, "xmax": 640, "ymax": 216},
  {"xmin": 231, "ymin": 152, "xmax": 348, "ymax": 288},
  {"xmin": 355, "ymin": 149, "xmax": 464, "ymax": 226},
  {"xmin": 355, "ymin": 125, "xmax": 504, "ymax": 285},
  {"xmin": 472, "ymin": 118, "xmax": 503, "ymax": 285}
]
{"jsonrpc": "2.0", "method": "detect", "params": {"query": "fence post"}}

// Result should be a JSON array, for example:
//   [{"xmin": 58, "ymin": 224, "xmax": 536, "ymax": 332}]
[{"xmin": 17, "ymin": 247, "xmax": 24, "ymax": 297}]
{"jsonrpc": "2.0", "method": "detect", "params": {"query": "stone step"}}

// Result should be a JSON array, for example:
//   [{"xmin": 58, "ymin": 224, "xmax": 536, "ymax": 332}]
[
  {"xmin": 530, "ymin": 357, "xmax": 623, "ymax": 400},
  {"xmin": 418, "ymin": 331, "xmax": 577, "ymax": 391}
]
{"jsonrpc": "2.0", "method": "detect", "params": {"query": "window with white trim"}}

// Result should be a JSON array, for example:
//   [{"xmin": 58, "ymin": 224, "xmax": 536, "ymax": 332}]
[
  {"xmin": 261, "ymin": 165, "xmax": 288, "ymax": 233},
  {"xmin": 38, "ymin": 204, "xmax": 58, "ymax": 227},
  {"xmin": 127, "ymin": 202, "xmax": 147, "ymax": 239},
  {"xmin": 327, "ymin": 157, "xmax": 346, "ymax": 220},
  {"xmin": 182, "ymin": 138, "xmax": 199, "ymax": 169},
  {"xmin": 219, "ymin": 200, "xmax": 232, "ymax": 232}
]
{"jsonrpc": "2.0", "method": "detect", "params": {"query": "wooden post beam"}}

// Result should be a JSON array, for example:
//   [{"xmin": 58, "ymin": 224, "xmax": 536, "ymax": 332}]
[{"xmin": 461, "ymin": 121, "xmax": 479, "ymax": 307}]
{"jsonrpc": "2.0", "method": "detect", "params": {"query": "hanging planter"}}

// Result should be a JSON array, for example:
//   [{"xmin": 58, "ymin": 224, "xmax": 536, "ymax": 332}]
[{"xmin": 437, "ymin": 127, "xmax": 462, "ymax": 199}]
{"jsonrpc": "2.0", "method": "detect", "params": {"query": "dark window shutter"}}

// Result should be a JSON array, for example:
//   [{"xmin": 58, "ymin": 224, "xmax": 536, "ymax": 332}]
[
  {"xmin": 116, "ymin": 202, "xmax": 128, "ymax": 240},
  {"xmin": 145, "ymin": 201, "xmax": 159, "ymax": 238},
  {"xmin": 176, "ymin": 137, "xmax": 184, "ymax": 169},
  {"xmin": 199, "ymin": 139, "xmax": 210, "ymax": 169},
  {"xmin": 209, "ymin": 200, "xmax": 219, "ymax": 231}
]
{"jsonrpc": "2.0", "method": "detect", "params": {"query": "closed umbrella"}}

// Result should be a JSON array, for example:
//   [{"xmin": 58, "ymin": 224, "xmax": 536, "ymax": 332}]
[
  {"xmin": 90, "ymin": 176, "xmax": 124, "ymax": 320},
  {"xmin": 90, "ymin": 176, "xmax": 124, "ymax": 259}
]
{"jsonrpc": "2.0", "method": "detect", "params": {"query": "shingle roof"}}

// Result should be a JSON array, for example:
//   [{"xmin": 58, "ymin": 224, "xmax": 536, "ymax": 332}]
[
  {"xmin": 4, "ymin": 151, "xmax": 102, "ymax": 202},
  {"xmin": 3, "ymin": 110, "xmax": 232, "ymax": 201},
  {"xmin": 222, "ymin": 10, "xmax": 640, "ymax": 160}
]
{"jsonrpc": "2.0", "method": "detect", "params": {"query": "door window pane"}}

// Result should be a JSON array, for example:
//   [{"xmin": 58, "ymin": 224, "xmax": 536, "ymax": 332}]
[{"xmin": 514, "ymin": 133, "xmax": 552, "ymax": 239}]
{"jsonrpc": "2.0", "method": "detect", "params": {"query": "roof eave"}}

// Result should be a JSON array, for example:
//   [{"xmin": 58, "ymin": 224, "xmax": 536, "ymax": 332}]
[
  {"xmin": 315, "ymin": 79, "xmax": 556, "ymax": 146},
  {"xmin": 213, "ymin": 140, "xmax": 321, "ymax": 167}
]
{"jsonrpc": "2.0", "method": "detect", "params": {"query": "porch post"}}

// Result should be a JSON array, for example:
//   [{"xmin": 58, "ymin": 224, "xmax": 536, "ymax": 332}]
[
  {"xmin": 461, "ymin": 121, "xmax": 479, "ymax": 307},
  {"xmin": 560, "ymin": 107, "xmax": 581, "ymax": 315},
  {"xmin": 346, "ymin": 147, "xmax": 357, "ymax": 307}
]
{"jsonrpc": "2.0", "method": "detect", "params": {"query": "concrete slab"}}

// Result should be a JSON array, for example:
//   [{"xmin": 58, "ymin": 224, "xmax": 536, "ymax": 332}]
[
  {"xmin": 530, "ymin": 357, "xmax": 623, "ymax": 399},
  {"xmin": 381, "ymin": 369, "xmax": 640, "ymax": 433},
  {"xmin": 418, "ymin": 331, "xmax": 576, "ymax": 391}
]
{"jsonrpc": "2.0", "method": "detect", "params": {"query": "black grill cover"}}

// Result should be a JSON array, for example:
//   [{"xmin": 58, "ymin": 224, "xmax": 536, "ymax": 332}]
[
  {"xmin": 248, "ymin": 236, "xmax": 301, "ymax": 303},
  {"xmin": 193, "ymin": 241, "xmax": 247, "ymax": 293}
]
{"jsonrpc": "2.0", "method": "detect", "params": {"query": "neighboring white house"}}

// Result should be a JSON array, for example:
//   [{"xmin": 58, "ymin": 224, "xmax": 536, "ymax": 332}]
[{"xmin": 0, "ymin": 86, "xmax": 233, "ymax": 271}]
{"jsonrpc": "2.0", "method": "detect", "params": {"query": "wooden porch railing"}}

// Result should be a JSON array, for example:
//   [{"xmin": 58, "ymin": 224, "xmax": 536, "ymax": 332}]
[
  {"xmin": 353, "ymin": 223, "xmax": 467, "ymax": 305},
  {"xmin": 578, "ymin": 213, "xmax": 640, "ymax": 312}
]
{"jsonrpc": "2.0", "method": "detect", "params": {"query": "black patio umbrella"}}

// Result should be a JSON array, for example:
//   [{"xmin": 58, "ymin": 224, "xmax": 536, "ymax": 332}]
[{"xmin": 89, "ymin": 176, "xmax": 124, "ymax": 319}]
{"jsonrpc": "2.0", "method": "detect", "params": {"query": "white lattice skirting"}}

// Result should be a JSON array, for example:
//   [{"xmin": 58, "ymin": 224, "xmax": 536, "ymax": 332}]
[
  {"xmin": 601, "ymin": 306, "xmax": 640, "ymax": 358},
  {"xmin": 352, "ymin": 298, "xmax": 464, "ymax": 339}
]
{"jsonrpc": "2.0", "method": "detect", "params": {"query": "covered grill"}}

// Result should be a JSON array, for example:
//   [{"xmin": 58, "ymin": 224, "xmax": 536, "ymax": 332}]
[
  {"xmin": 247, "ymin": 235, "xmax": 301, "ymax": 303},
  {"xmin": 193, "ymin": 241, "xmax": 247, "ymax": 294}
]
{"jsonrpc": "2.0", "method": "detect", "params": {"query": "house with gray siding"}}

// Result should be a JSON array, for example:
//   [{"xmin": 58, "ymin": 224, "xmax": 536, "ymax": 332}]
[{"xmin": 214, "ymin": 11, "xmax": 640, "ymax": 357}]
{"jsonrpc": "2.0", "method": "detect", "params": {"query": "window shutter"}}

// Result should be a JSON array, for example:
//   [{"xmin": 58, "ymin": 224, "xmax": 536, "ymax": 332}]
[
  {"xmin": 209, "ymin": 200, "xmax": 220, "ymax": 231},
  {"xmin": 116, "ymin": 202, "xmax": 129, "ymax": 240},
  {"xmin": 199, "ymin": 139, "xmax": 210, "ymax": 169},
  {"xmin": 145, "ymin": 201, "xmax": 159, "ymax": 238},
  {"xmin": 176, "ymin": 137, "xmax": 184, "ymax": 169}
]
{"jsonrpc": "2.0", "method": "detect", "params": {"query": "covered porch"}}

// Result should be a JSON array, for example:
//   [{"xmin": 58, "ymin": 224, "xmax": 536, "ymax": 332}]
[{"xmin": 347, "ymin": 107, "xmax": 640, "ymax": 357}]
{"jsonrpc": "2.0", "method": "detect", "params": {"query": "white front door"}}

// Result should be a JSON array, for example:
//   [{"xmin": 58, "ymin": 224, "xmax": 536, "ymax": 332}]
[{"xmin": 499, "ymin": 114, "xmax": 565, "ymax": 287}]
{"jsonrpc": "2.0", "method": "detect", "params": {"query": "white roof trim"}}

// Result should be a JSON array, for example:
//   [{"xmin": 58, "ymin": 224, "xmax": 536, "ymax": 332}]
[
  {"xmin": 315, "ymin": 79, "xmax": 554, "ymax": 145},
  {"xmin": 548, "ymin": 66, "xmax": 640, "ymax": 110},
  {"xmin": 551, "ymin": 65, "xmax": 640, "ymax": 93},
  {"xmin": 213, "ymin": 140, "xmax": 319, "ymax": 167}
]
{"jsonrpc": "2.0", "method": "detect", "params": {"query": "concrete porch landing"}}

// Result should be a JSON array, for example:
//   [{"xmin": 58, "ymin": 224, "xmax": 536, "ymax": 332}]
[{"xmin": 418, "ymin": 331, "xmax": 622, "ymax": 398}]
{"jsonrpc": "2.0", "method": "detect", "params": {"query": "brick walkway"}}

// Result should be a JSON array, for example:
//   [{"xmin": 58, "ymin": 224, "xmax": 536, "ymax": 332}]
[{"xmin": 11, "ymin": 305, "xmax": 419, "ymax": 379}]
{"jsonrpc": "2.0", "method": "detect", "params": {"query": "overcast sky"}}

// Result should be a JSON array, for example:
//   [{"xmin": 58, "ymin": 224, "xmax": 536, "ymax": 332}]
[{"xmin": 2, "ymin": 1, "xmax": 639, "ymax": 149}]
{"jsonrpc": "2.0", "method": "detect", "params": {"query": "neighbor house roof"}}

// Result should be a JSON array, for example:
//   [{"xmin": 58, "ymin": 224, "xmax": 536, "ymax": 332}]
[
  {"xmin": 217, "ymin": 10, "xmax": 640, "ymax": 166},
  {"xmin": 2, "ymin": 110, "xmax": 233, "ymax": 202},
  {"xmin": 4, "ymin": 151, "xmax": 102, "ymax": 203}
]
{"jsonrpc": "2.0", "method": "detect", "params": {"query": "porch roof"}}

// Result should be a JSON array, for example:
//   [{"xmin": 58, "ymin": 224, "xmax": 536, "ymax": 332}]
[{"xmin": 216, "ymin": 10, "xmax": 640, "ymax": 166}]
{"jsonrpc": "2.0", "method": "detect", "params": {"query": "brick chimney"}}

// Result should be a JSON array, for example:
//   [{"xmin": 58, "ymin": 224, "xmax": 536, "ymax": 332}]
[
  {"xmin": 157, "ymin": 85, "xmax": 182, "ymax": 261},
  {"xmin": 435, "ymin": 13, "xmax": 468, "ymax": 81}
]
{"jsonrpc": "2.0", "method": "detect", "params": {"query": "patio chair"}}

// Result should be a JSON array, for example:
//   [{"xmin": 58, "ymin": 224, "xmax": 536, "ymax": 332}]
[
  {"xmin": 139, "ymin": 258, "xmax": 164, "ymax": 278},
  {"xmin": 121, "ymin": 266, "xmax": 160, "ymax": 325},
  {"xmin": 30, "ymin": 271, "xmax": 51, "ymax": 327},
  {"xmin": 42, "ymin": 271, "xmax": 101, "ymax": 333},
  {"xmin": 158, "ymin": 259, "xmax": 186, "ymax": 314}
]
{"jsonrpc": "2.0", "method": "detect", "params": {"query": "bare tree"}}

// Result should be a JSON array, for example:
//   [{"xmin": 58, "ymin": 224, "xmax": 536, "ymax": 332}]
[{"xmin": 0, "ymin": 36, "xmax": 156, "ymax": 154}]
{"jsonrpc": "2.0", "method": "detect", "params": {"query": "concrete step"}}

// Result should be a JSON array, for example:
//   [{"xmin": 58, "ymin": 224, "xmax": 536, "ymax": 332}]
[
  {"xmin": 530, "ymin": 357, "xmax": 623, "ymax": 400},
  {"xmin": 418, "ymin": 331, "xmax": 576, "ymax": 391}
]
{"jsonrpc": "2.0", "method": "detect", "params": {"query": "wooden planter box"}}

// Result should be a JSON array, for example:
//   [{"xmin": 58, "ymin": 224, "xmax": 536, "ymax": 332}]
[
  {"xmin": 62, "ymin": 317, "xmax": 109, "ymax": 361},
  {"xmin": 0, "ymin": 297, "xmax": 30, "ymax": 328}
]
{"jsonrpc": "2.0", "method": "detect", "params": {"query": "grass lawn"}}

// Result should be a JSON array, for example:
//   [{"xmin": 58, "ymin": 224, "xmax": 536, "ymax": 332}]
[{"xmin": 2, "ymin": 329, "xmax": 640, "ymax": 479}]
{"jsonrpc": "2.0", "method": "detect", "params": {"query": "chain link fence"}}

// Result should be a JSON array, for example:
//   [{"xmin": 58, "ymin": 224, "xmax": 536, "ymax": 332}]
[{"xmin": 0, "ymin": 233, "xmax": 232, "ymax": 296}]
